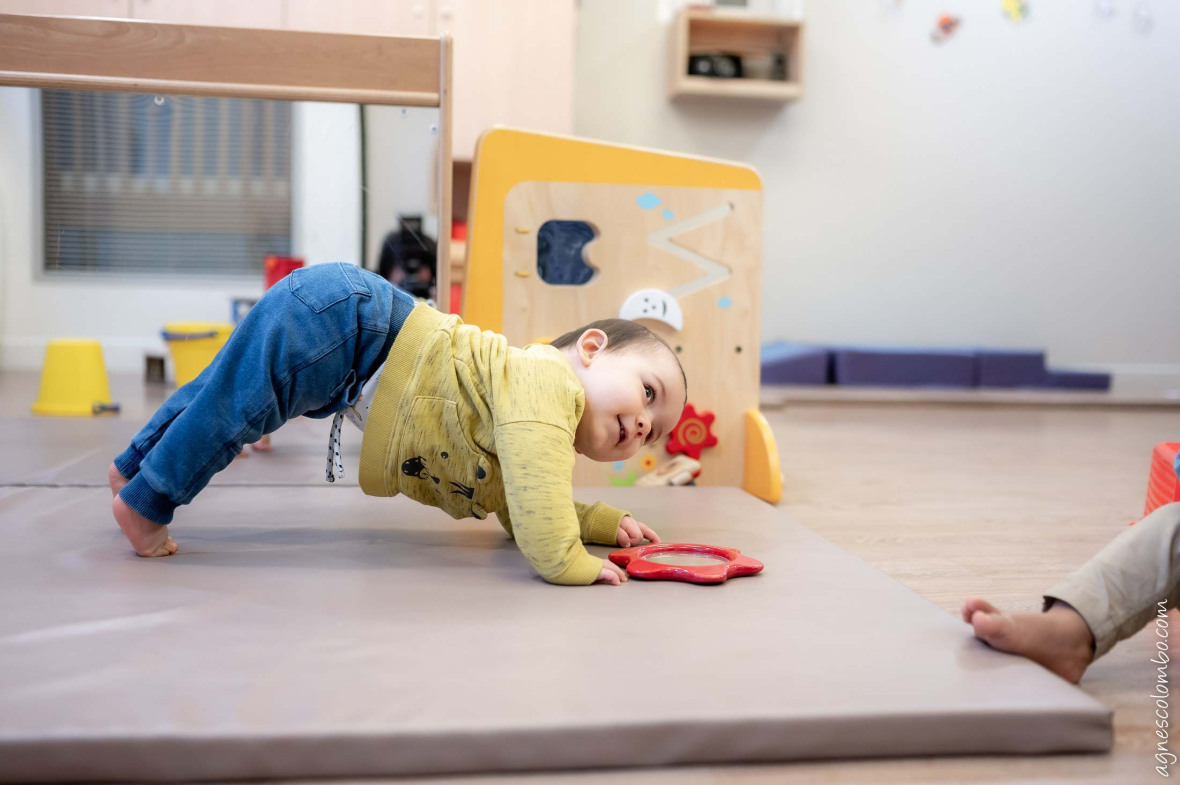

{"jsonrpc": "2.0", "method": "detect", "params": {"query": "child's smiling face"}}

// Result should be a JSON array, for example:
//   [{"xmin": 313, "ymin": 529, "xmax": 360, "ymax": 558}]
[{"xmin": 561, "ymin": 329, "xmax": 687, "ymax": 462}]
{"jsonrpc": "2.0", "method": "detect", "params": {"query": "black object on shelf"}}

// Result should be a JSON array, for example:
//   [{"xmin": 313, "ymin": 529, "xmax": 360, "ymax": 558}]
[
  {"xmin": 772, "ymin": 53, "xmax": 788, "ymax": 81},
  {"xmin": 687, "ymin": 54, "xmax": 743, "ymax": 79},
  {"xmin": 740, "ymin": 52, "xmax": 789, "ymax": 81}
]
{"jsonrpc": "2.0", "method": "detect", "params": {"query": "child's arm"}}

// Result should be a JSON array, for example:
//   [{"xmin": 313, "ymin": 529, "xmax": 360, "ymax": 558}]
[
  {"xmin": 500, "ymin": 501, "xmax": 659, "ymax": 555},
  {"xmin": 573, "ymin": 501, "xmax": 628, "ymax": 545},
  {"xmin": 573, "ymin": 502, "xmax": 661, "ymax": 547},
  {"xmin": 496, "ymin": 504, "xmax": 629, "ymax": 585},
  {"xmin": 494, "ymin": 421, "xmax": 610, "ymax": 585}
]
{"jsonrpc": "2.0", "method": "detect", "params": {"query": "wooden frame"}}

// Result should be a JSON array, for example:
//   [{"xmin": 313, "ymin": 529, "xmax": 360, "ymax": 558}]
[
  {"xmin": 462, "ymin": 128, "xmax": 781, "ymax": 501},
  {"xmin": 668, "ymin": 7, "xmax": 803, "ymax": 102},
  {"xmin": 0, "ymin": 12, "xmax": 452, "ymax": 309}
]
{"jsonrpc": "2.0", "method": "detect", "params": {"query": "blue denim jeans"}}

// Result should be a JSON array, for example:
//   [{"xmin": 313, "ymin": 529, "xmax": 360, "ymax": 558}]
[{"xmin": 114, "ymin": 263, "xmax": 415, "ymax": 524}]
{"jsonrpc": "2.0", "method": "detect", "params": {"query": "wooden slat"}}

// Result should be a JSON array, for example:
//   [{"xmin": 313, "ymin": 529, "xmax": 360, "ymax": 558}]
[
  {"xmin": 0, "ymin": 13, "xmax": 441, "ymax": 106},
  {"xmin": 435, "ymin": 34, "xmax": 453, "ymax": 313},
  {"xmin": 676, "ymin": 76, "xmax": 802, "ymax": 101}
]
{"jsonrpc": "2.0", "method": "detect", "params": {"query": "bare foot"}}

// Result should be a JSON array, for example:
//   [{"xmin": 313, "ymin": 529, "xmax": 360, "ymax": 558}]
[
  {"xmin": 962, "ymin": 597, "xmax": 1094, "ymax": 684},
  {"xmin": 112, "ymin": 496, "xmax": 178, "ymax": 557},
  {"xmin": 250, "ymin": 434, "xmax": 273, "ymax": 453},
  {"xmin": 108, "ymin": 462, "xmax": 129, "ymax": 498}
]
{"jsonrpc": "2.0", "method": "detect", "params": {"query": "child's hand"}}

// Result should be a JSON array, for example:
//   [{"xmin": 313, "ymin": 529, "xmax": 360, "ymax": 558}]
[
  {"xmin": 616, "ymin": 515, "xmax": 660, "ymax": 548},
  {"xmin": 596, "ymin": 560, "xmax": 629, "ymax": 585}
]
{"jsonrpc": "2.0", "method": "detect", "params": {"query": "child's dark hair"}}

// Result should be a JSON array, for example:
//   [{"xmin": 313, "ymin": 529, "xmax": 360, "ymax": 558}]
[{"xmin": 550, "ymin": 319, "xmax": 687, "ymax": 402}]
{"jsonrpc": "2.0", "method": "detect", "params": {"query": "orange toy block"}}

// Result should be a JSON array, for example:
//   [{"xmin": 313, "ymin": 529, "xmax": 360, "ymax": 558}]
[{"xmin": 1145, "ymin": 442, "xmax": 1180, "ymax": 517}]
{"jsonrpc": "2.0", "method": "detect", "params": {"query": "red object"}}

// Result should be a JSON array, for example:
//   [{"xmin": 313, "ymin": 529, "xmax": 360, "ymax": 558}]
[
  {"xmin": 610, "ymin": 543, "xmax": 763, "ymax": 584},
  {"xmin": 264, "ymin": 255, "xmax": 304, "ymax": 290},
  {"xmin": 449, "ymin": 283, "xmax": 463, "ymax": 315},
  {"xmin": 1145, "ymin": 442, "xmax": 1180, "ymax": 517},
  {"xmin": 666, "ymin": 403, "xmax": 718, "ymax": 460},
  {"xmin": 451, "ymin": 220, "xmax": 468, "ymax": 241}
]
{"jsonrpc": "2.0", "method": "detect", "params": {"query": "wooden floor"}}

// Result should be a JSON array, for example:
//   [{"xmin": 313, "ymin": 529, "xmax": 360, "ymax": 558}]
[{"xmin": 4, "ymin": 372, "xmax": 1180, "ymax": 784}]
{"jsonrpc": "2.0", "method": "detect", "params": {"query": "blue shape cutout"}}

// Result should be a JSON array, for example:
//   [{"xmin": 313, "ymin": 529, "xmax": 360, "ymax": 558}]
[
  {"xmin": 636, "ymin": 192, "xmax": 661, "ymax": 210},
  {"xmin": 662, "ymin": 209, "xmax": 675, "ymax": 220},
  {"xmin": 718, "ymin": 297, "xmax": 733, "ymax": 309},
  {"xmin": 537, "ymin": 220, "xmax": 597, "ymax": 285},
  {"xmin": 613, "ymin": 461, "xmax": 626, "ymax": 471}
]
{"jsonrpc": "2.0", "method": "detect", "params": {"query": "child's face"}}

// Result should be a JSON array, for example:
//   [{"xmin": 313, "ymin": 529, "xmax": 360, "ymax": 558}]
[{"xmin": 562, "ymin": 330, "xmax": 686, "ymax": 462}]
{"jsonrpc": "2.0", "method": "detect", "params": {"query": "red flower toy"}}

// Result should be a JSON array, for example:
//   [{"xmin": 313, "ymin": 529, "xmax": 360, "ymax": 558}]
[
  {"xmin": 666, "ymin": 403, "xmax": 717, "ymax": 460},
  {"xmin": 610, "ymin": 543, "xmax": 763, "ymax": 584}
]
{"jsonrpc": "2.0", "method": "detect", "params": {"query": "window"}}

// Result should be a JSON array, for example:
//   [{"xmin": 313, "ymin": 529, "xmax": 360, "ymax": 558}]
[{"xmin": 40, "ymin": 90, "xmax": 292, "ymax": 276}]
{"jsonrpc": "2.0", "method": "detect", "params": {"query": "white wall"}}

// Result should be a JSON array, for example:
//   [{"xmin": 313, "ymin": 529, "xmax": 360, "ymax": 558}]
[
  {"xmin": 0, "ymin": 89, "xmax": 360, "ymax": 372},
  {"xmin": 291, "ymin": 102, "xmax": 362, "ymax": 269},
  {"xmin": 576, "ymin": 0, "xmax": 1180, "ymax": 379},
  {"xmin": 363, "ymin": 104, "xmax": 440, "ymax": 271}
]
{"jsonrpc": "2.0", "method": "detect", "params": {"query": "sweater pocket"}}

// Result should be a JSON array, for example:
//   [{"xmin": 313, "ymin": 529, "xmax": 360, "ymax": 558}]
[{"xmin": 397, "ymin": 396, "xmax": 494, "ymax": 520}]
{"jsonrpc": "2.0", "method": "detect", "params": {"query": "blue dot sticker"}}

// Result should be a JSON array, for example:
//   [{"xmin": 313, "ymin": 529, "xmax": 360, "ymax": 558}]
[
  {"xmin": 718, "ymin": 296, "xmax": 733, "ymax": 309},
  {"xmin": 662, "ymin": 210, "xmax": 675, "ymax": 220},
  {"xmin": 613, "ymin": 460, "xmax": 626, "ymax": 471},
  {"xmin": 636, "ymin": 192, "xmax": 661, "ymax": 210}
]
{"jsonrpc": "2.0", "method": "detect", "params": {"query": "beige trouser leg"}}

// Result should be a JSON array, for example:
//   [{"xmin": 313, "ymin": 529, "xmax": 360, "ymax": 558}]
[{"xmin": 1044, "ymin": 502, "xmax": 1180, "ymax": 660}]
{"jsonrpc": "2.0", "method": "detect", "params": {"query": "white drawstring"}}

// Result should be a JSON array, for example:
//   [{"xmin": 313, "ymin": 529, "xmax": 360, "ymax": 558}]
[
  {"xmin": 324, "ymin": 361, "xmax": 385, "ymax": 483},
  {"xmin": 326, "ymin": 411, "xmax": 346, "ymax": 482}
]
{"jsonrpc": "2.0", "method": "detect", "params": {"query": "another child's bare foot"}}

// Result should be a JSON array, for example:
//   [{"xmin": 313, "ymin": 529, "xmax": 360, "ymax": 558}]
[
  {"xmin": 962, "ymin": 597, "xmax": 1094, "ymax": 684},
  {"xmin": 108, "ymin": 462, "xmax": 129, "ymax": 498},
  {"xmin": 250, "ymin": 434, "xmax": 273, "ymax": 453},
  {"xmin": 112, "ymin": 496, "xmax": 178, "ymax": 557}
]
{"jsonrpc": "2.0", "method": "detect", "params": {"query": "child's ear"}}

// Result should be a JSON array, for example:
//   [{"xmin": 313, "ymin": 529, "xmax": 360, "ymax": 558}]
[{"xmin": 578, "ymin": 329, "xmax": 608, "ymax": 366}]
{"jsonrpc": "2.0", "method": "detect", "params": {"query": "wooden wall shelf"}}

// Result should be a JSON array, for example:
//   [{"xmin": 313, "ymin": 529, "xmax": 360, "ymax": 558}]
[{"xmin": 668, "ymin": 8, "xmax": 803, "ymax": 102}]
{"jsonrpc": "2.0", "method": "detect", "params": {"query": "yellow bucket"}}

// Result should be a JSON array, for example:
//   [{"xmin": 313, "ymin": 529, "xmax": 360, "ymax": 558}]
[
  {"xmin": 162, "ymin": 322, "xmax": 234, "ymax": 388},
  {"xmin": 31, "ymin": 339, "xmax": 116, "ymax": 416}
]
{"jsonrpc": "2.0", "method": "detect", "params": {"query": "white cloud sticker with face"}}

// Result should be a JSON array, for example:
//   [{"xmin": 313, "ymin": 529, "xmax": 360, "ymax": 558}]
[{"xmin": 618, "ymin": 289, "xmax": 685, "ymax": 330}]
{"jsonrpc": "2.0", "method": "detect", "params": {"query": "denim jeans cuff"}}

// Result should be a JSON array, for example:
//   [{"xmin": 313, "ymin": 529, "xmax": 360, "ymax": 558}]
[
  {"xmin": 113, "ymin": 444, "xmax": 145, "ymax": 480},
  {"xmin": 119, "ymin": 473, "xmax": 177, "ymax": 525}
]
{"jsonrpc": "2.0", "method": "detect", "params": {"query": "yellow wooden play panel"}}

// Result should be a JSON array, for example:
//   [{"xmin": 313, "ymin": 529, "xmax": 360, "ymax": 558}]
[{"xmin": 464, "ymin": 128, "xmax": 779, "ymax": 499}]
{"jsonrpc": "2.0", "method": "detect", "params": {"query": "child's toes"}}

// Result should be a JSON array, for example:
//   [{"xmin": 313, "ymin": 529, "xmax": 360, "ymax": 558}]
[
  {"xmin": 961, "ymin": 597, "xmax": 998, "ymax": 623},
  {"xmin": 971, "ymin": 610, "xmax": 1014, "ymax": 649},
  {"xmin": 135, "ymin": 532, "xmax": 177, "ymax": 558}
]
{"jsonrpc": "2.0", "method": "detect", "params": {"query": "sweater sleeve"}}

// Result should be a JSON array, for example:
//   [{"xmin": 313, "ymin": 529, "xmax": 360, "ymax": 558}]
[
  {"xmin": 496, "ymin": 509, "xmax": 515, "ymax": 539},
  {"xmin": 574, "ymin": 501, "xmax": 629, "ymax": 546},
  {"xmin": 494, "ymin": 421, "xmax": 604, "ymax": 585}
]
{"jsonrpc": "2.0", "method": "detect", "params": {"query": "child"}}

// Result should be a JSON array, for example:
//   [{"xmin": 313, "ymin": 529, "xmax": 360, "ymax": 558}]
[
  {"xmin": 108, "ymin": 263, "xmax": 686, "ymax": 586},
  {"xmin": 963, "ymin": 501, "xmax": 1180, "ymax": 683}
]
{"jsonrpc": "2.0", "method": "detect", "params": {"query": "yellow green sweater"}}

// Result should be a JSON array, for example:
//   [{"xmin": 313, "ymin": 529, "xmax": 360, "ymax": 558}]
[{"xmin": 358, "ymin": 303, "xmax": 629, "ymax": 585}]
